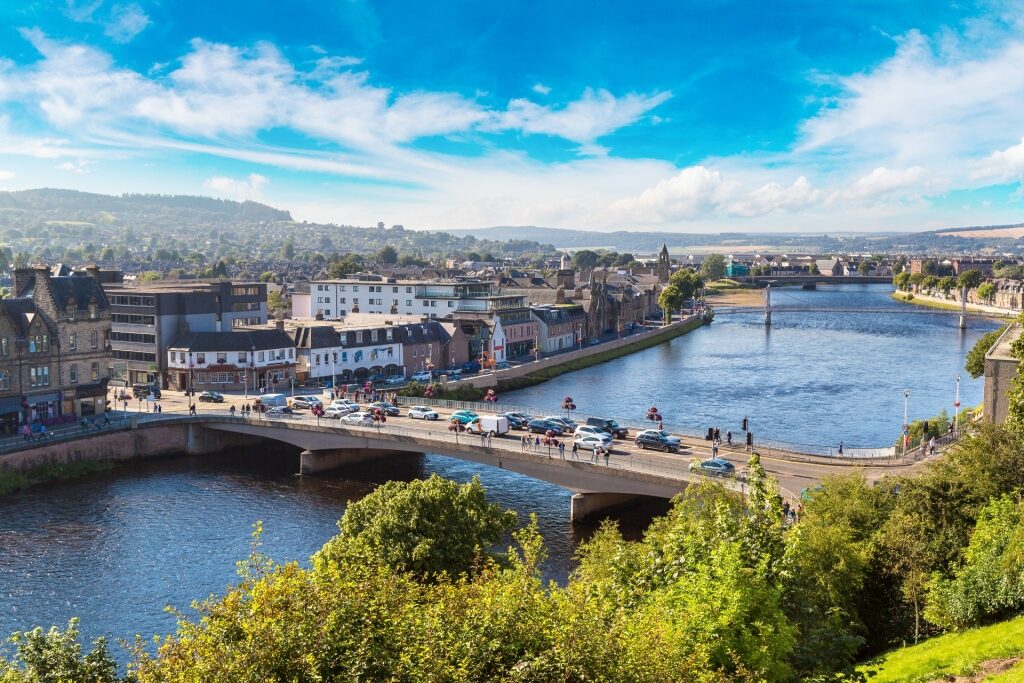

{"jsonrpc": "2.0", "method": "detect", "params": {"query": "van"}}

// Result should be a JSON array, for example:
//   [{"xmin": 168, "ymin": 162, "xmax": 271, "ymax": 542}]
[
  {"xmin": 585, "ymin": 417, "xmax": 628, "ymax": 439},
  {"xmin": 132, "ymin": 383, "xmax": 161, "ymax": 399},
  {"xmin": 465, "ymin": 415, "xmax": 509, "ymax": 437},
  {"xmin": 259, "ymin": 393, "xmax": 288, "ymax": 408}
]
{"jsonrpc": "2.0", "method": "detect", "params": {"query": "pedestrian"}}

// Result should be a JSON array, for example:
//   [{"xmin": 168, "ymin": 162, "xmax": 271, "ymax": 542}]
[
  {"xmin": 571, "ymin": 441, "xmax": 579, "ymax": 459},
  {"xmin": 713, "ymin": 427, "xmax": 720, "ymax": 444},
  {"xmin": 782, "ymin": 500, "xmax": 791, "ymax": 520},
  {"xmin": 838, "ymin": 441, "xmax": 844, "ymax": 456},
  {"xmin": 928, "ymin": 436, "xmax": 936, "ymax": 455},
  {"xmin": 796, "ymin": 503, "xmax": 804, "ymax": 521},
  {"xmin": 603, "ymin": 447, "xmax": 610, "ymax": 466},
  {"xmin": 230, "ymin": 405, "xmax": 236, "ymax": 417},
  {"xmin": 726, "ymin": 430, "xmax": 732, "ymax": 445},
  {"xmin": 534, "ymin": 435, "xmax": 540, "ymax": 452},
  {"xmin": 591, "ymin": 446, "xmax": 598, "ymax": 463},
  {"xmin": 712, "ymin": 441, "xmax": 719, "ymax": 458},
  {"xmin": 948, "ymin": 422, "xmax": 954, "ymax": 435},
  {"xmin": 189, "ymin": 403, "xmax": 197, "ymax": 416},
  {"xmin": 521, "ymin": 434, "xmax": 528, "ymax": 452},
  {"xmin": 20, "ymin": 423, "xmax": 30, "ymax": 442},
  {"xmin": 486, "ymin": 431, "xmax": 493, "ymax": 447},
  {"xmin": 558, "ymin": 441, "xmax": 565, "ymax": 459},
  {"xmin": 39, "ymin": 423, "xmax": 47, "ymax": 439}
]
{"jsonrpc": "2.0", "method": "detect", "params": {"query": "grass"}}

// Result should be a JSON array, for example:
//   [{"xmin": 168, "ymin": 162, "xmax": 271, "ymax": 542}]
[
  {"xmin": 892, "ymin": 291, "xmax": 1017, "ymax": 319},
  {"xmin": 0, "ymin": 460, "xmax": 116, "ymax": 497},
  {"xmin": 860, "ymin": 614, "xmax": 1024, "ymax": 683}
]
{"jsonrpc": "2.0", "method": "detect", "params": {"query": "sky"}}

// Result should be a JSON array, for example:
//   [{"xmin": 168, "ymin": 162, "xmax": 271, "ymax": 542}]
[{"xmin": 2, "ymin": 1, "xmax": 1024, "ymax": 233}]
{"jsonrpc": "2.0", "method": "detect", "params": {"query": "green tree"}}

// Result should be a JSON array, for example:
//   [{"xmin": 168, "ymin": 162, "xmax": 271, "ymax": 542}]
[
  {"xmin": 376, "ymin": 245, "xmax": 398, "ymax": 264},
  {"xmin": 572, "ymin": 250, "xmax": 599, "ymax": 269},
  {"xmin": 977, "ymin": 281, "xmax": 996, "ymax": 304},
  {"xmin": 99, "ymin": 247, "xmax": 115, "ymax": 261},
  {"xmin": 139, "ymin": 271, "xmax": 161, "ymax": 283},
  {"xmin": 894, "ymin": 271, "xmax": 911, "ymax": 291},
  {"xmin": 316, "ymin": 474, "xmax": 517, "ymax": 578},
  {"xmin": 280, "ymin": 240, "xmax": 295, "ymax": 260},
  {"xmin": 958, "ymin": 269, "xmax": 983, "ymax": 292},
  {"xmin": 267, "ymin": 289, "xmax": 284, "ymax": 312},
  {"xmin": 939, "ymin": 275, "xmax": 956, "ymax": 295},
  {"xmin": 965, "ymin": 326, "xmax": 1007, "ymax": 378},
  {"xmin": 259, "ymin": 271, "xmax": 277, "ymax": 283},
  {"xmin": 0, "ymin": 619, "xmax": 123, "ymax": 682},
  {"xmin": 858, "ymin": 260, "xmax": 870, "ymax": 275},
  {"xmin": 921, "ymin": 275, "xmax": 938, "ymax": 291},
  {"xmin": 327, "ymin": 253, "xmax": 364, "ymax": 278},
  {"xmin": 657, "ymin": 284, "xmax": 682, "ymax": 323},
  {"xmin": 699, "ymin": 253, "xmax": 727, "ymax": 282}
]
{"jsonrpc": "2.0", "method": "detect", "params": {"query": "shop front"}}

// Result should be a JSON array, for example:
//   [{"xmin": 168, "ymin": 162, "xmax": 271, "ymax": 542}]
[
  {"xmin": 0, "ymin": 397, "xmax": 22, "ymax": 436},
  {"xmin": 70, "ymin": 383, "xmax": 109, "ymax": 417},
  {"xmin": 27, "ymin": 392, "xmax": 60, "ymax": 422}
]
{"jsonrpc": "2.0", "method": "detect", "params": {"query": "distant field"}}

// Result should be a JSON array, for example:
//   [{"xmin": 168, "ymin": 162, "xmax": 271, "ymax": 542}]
[{"xmin": 937, "ymin": 226, "xmax": 1024, "ymax": 238}]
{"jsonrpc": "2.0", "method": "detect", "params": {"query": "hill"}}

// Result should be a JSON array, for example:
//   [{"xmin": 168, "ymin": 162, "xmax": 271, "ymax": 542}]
[{"xmin": 860, "ymin": 614, "xmax": 1024, "ymax": 682}]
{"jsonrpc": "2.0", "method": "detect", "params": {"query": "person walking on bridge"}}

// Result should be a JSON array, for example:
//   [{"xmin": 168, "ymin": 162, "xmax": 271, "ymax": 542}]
[
  {"xmin": 838, "ymin": 441, "xmax": 844, "ymax": 456},
  {"xmin": 712, "ymin": 441, "xmax": 719, "ymax": 458},
  {"xmin": 571, "ymin": 441, "xmax": 579, "ymax": 459},
  {"xmin": 558, "ymin": 441, "xmax": 565, "ymax": 459}
]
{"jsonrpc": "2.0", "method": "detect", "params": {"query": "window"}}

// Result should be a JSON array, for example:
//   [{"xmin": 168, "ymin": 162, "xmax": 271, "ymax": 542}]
[
  {"xmin": 112, "ymin": 314, "xmax": 155, "ymax": 325},
  {"xmin": 392, "ymin": 299, "xmax": 398, "ymax": 306},
  {"xmin": 317, "ymin": 297, "xmax": 323, "ymax": 303},
  {"xmin": 91, "ymin": 362, "xmax": 99, "ymax": 381},
  {"xmin": 29, "ymin": 366, "xmax": 50, "ymax": 387},
  {"xmin": 386, "ymin": 328, "xmax": 393, "ymax": 341},
  {"xmin": 90, "ymin": 331, "xmax": 98, "ymax": 349},
  {"xmin": 288, "ymin": 348, "xmax": 294, "ymax": 358},
  {"xmin": 353, "ymin": 286, "xmax": 360, "ymax": 292},
  {"xmin": 170, "ymin": 351, "xmax": 177, "ymax": 362},
  {"xmin": 1, "ymin": 338, "xmax": 8, "ymax": 357},
  {"xmin": 352, "ymin": 298, "xmax": 359, "ymax": 306},
  {"xmin": 238, "ymin": 352, "xmax": 247, "ymax": 363},
  {"xmin": 69, "ymin": 364, "xmax": 78, "ymax": 383},
  {"xmin": 406, "ymin": 287, "xmax": 412, "ymax": 294},
  {"xmin": 315, "ymin": 354, "xmax": 321, "ymax": 365},
  {"xmin": 258, "ymin": 351, "xmax": 265, "ymax": 362},
  {"xmin": 28, "ymin": 335, "xmax": 49, "ymax": 353},
  {"xmin": 338, "ymin": 298, "xmax": 346, "ymax": 304},
  {"xmin": 392, "ymin": 287, "xmax": 398, "ymax": 293},
  {"xmin": 337, "ymin": 285, "xmax": 346, "ymax": 292},
  {"xmin": 109, "ymin": 332, "xmax": 156, "ymax": 344},
  {"xmin": 324, "ymin": 297, "xmax": 331, "ymax": 303},
  {"xmin": 198, "ymin": 372, "xmax": 206, "ymax": 384},
  {"xmin": 431, "ymin": 301, "xmax": 437, "ymax": 307},
  {"xmin": 448, "ymin": 301, "xmax": 454, "ymax": 307},
  {"xmin": 355, "ymin": 331, "xmax": 363, "ymax": 343},
  {"xmin": 112, "ymin": 350, "xmax": 157, "ymax": 362},
  {"xmin": 341, "ymin": 351, "xmax": 348, "ymax": 362},
  {"xmin": 371, "ymin": 330, "xmax": 378, "ymax": 342},
  {"xmin": 196, "ymin": 352, "xmax": 206, "ymax": 364},
  {"xmin": 216, "ymin": 353, "xmax": 227, "ymax": 363},
  {"xmin": 405, "ymin": 300, "xmax": 412, "ymax": 306},
  {"xmin": 0, "ymin": 371, "xmax": 8, "ymax": 391}
]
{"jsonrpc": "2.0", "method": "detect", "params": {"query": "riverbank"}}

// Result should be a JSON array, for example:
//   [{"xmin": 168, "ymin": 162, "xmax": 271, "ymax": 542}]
[
  {"xmin": 0, "ymin": 460, "xmax": 117, "ymax": 496},
  {"xmin": 891, "ymin": 291, "xmax": 1017, "ymax": 320}
]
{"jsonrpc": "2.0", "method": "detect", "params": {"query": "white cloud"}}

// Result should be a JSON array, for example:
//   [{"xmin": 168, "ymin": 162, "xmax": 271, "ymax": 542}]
[
  {"xmin": 203, "ymin": 173, "xmax": 269, "ymax": 201},
  {"xmin": 0, "ymin": 169, "xmax": 13, "ymax": 180},
  {"xmin": 56, "ymin": 159, "xmax": 94, "ymax": 173},
  {"xmin": 532, "ymin": 82, "xmax": 551, "ymax": 95},
  {"xmin": 972, "ymin": 137, "xmax": 1024, "ymax": 182},
  {"xmin": 104, "ymin": 3, "xmax": 150, "ymax": 43},
  {"xmin": 838, "ymin": 166, "xmax": 930, "ymax": 201}
]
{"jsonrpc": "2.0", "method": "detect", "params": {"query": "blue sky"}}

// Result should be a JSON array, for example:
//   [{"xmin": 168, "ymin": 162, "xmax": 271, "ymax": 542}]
[{"xmin": 2, "ymin": 0, "xmax": 1024, "ymax": 232}]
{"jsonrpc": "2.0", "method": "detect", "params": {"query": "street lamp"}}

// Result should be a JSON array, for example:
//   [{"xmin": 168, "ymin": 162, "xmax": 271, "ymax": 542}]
[
  {"xmin": 188, "ymin": 351, "xmax": 195, "ymax": 402},
  {"xmin": 954, "ymin": 375, "xmax": 961, "ymax": 435},
  {"xmin": 902, "ymin": 388, "xmax": 911, "ymax": 456},
  {"xmin": 332, "ymin": 351, "xmax": 338, "ymax": 391}
]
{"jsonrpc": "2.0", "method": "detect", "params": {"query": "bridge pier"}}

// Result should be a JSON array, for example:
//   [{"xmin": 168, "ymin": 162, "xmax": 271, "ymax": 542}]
[
  {"xmin": 570, "ymin": 492, "xmax": 648, "ymax": 523},
  {"xmin": 299, "ymin": 448, "xmax": 416, "ymax": 474}
]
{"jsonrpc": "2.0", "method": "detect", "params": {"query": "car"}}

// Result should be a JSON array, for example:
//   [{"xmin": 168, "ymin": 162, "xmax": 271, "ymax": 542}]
[
  {"xmin": 449, "ymin": 410, "xmax": 479, "ymax": 424},
  {"xmin": 265, "ymin": 406, "xmax": 294, "ymax": 416},
  {"xmin": 573, "ymin": 426, "xmax": 613, "ymax": 445},
  {"xmin": 688, "ymin": 458, "xmax": 736, "ymax": 477},
  {"xmin": 367, "ymin": 373, "xmax": 386, "ymax": 383},
  {"xmin": 528, "ymin": 418, "xmax": 565, "ymax": 434},
  {"xmin": 408, "ymin": 406, "xmax": 439, "ymax": 420},
  {"xmin": 586, "ymin": 417, "xmax": 629, "ymax": 439},
  {"xmin": 588, "ymin": 337, "xmax": 601, "ymax": 346},
  {"xmin": 198, "ymin": 391, "xmax": 224, "ymax": 403},
  {"xmin": 502, "ymin": 412, "xmax": 531, "ymax": 430},
  {"xmin": 410, "ymin": 370, "xmax": 432, "ymax": 382},
  {"xmin": 384, "ymin": 375, "xmax": 406, "ymax": 385},
  {"xmin": 575, "ymin": 434, "xmax": 611, "ymax": 452},
  {"xmin": 323, "ymin": 406, "xmax": 351, "ymax": 419},
  {"xmin": 465, "ymin": 415, "xmax": 510, "ymax": 436},
  {"xmin": 330, "ymin": 399, "xmax": 359, "ymax": 412},
  {"xmin": 636, "ymin": 429, "xmax": 681, "ymax": 445},
  {"xmin": 366, "ymin": 401, "xmax": 400, "ymax": 416},
  {"xmin": 442, "ymin": 368, "xmax": 463, "ymax": 378},
  {"xmin": 289, "ymin": 396, "xmax": 323, "ymax": 410},
  {"xmin": 544, "ymin": 416, "xmax": 577, "ymax": 430},
  {"xmin": 635, "ymin": 432, "xmax": 680, "ymax": 452},
  {"xmin": 495, "ymin": 361, "xmax": 510, "ymax": 370},
  {"xmin": 461, "ymin": 360, "xmax": 482, "ymax": 374},
  {"xmin": 341, "ymin": 411, "xmax": 375, "ymax": 426}
]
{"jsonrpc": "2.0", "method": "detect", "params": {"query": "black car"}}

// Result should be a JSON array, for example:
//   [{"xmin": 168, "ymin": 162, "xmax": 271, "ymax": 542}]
[
  {"xmin": 635, "ymin": 432, "xmax": 679, "ymax": 452},
  {"xmin": 198, "ymin": 391, "xmax": 224, "ymax": 403},
  {"xmin": 502, "ymin": 413, "xmax": 531, "ymax": 430},
  {"xmin": 527, "ymin": 418, "xmax": 564, "ymax": 434},
  {"xmin": 367, "ymin": 401, "xmax": 400, "ymax": 416},
  {"xmin": 586, "ymin": 417, "xmax": 629, "ymax": 439}
]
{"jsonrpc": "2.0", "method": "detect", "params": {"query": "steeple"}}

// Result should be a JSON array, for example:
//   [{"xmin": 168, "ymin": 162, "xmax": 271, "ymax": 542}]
[{"xmin": 656, "ymin": 244, "xmax": 670, "ymax": 283}]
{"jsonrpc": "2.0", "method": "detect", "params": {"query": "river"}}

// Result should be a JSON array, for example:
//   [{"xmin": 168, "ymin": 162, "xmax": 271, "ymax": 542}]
[{"xmin": 0, "ymin": 284, "xmax": 1000, "ymax": 655}]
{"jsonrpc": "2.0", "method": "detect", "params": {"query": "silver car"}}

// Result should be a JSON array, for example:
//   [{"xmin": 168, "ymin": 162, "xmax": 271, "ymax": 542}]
[{"xmin": 408, "ymin": 406, "xmax": 439, "ymax": 420}]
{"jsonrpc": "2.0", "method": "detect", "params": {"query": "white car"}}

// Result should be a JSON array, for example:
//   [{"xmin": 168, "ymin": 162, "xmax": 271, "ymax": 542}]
[
  {"xmin": 384, "ymin": 375, "xmax": 406, "ymax": 385},
  {"xmin": 341, "ymin": 411, "xmax": 375, "ymax": 426},
  {"xmin": 323, "ymin": 406, "xmax": 351, "ymax": 419},
  {"xmin": 573, "ymin": 426, "xmax": 612, "ymax": 445},
  {"xmin": 408, "ymin": 406, "xmax": 439, "ymax": 420},
  {"xmin": 410, "ymin": 370, "xmax": 432, "ymax": 382},
  {"xmin": 636, "ymin": 429, "xmax": 681, "ymax": 445},
  {"xmin": 331, "ymin": 399, "xmax": 359, "ymax": 411},
  {"xmin": 575, "ymin": 435, "xmax": 610, "ymax": 452}
]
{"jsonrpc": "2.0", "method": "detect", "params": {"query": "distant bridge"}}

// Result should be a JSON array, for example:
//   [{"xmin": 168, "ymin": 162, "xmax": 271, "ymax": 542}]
[
  {"xmin": 740, "ymin": 275, "xmax": 894, "ymax": 286},
  {"xmin": 715, "ymin": 306, "xmax": 996, "ymax": 317}
]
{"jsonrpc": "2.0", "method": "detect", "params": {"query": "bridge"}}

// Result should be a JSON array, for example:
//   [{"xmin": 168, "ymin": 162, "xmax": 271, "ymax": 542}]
[{"xmin": 740, "ymin": 275, "xmax": 894, "ymax": 286}]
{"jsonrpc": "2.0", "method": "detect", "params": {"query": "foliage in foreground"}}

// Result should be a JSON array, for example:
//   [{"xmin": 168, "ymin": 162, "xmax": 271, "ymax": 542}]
[{"xmin": 0, "ymin": 619, "xmax": 125, "ymax": 683}]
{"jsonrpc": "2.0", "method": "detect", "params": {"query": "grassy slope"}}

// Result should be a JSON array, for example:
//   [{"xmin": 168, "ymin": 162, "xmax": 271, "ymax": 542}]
[{"xmin": 861, "ymin": 614, "xmax": 1024, "ymax": 683}]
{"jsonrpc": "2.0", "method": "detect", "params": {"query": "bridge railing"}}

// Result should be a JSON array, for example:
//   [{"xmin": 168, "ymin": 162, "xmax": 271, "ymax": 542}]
[
  {"xmin": 0, "ymin": 415, "xmax": 136, "ymax": 455},
  {"xmin": 392, "ymin": 396, "xmax": 898, "ymax": 462}
]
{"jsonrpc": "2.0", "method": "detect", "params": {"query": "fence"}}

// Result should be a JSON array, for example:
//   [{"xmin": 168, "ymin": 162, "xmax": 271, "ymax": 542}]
[{"xmin": 0, "ymin": 415, "xmax": 136, "ymax": 455}]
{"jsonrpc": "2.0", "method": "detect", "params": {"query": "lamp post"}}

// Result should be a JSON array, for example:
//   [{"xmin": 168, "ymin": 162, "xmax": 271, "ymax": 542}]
[
  {"xmin": 332, "ymin": 351, "xmax": 338, "ymax": 391},
  {"xmin": 188, "ymin": 351, "xmax": 195, "ymax": 403},
  {"xmin": 902, "ymin": 388, "xmax": 911, "ymax": 457},
  {"xmin": 954, "ymin": 375, "xmax": 961, "ymax": 435}
]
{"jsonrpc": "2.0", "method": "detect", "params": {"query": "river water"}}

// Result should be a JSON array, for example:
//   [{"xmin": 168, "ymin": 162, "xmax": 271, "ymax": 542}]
[{"xmin": 0, "ymin": 284, "xmax": 999, "ymax": 654}]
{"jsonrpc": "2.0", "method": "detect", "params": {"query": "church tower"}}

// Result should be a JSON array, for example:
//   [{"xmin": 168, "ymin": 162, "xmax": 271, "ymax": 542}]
[{"xmin": 656, "ymin": 244, "xmax": 670, "ymax": 282}]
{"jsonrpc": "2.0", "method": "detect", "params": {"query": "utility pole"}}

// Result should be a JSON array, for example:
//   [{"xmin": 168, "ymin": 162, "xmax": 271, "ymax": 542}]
[
  {"xmin": 959, "ymin": 287, "xmax": 968, "ymax": 330},
  {"xmin": 764, "ymin": 283, "xmax": 772, "ymax": 327}
]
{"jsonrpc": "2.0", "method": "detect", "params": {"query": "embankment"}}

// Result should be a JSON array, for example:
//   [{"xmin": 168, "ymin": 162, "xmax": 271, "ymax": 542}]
[{"xmin": 891, "ymin": 291, "xmax": 1018, "ymax": 319}]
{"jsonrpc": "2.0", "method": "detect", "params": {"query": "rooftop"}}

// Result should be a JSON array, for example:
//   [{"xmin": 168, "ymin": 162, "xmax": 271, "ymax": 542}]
[{"xmin": 986, "ymin": 324, "xmax": 1023, "ymax": 363}]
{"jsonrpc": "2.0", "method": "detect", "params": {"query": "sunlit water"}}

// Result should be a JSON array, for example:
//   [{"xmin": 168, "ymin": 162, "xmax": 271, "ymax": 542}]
[{"xmin": 0, "ymin": 284, "xmax": 998, "ymax": 655}]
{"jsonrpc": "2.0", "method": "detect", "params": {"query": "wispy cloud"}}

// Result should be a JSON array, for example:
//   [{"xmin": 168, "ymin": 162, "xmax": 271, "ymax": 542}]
[
  {"xmin": 532, "ymin": 82, "xmax": 551, "ymax": 95},
  {"xmin": 203, "ymin": 173, "xmax": 269, "ymax": 201},
  {"xmin": 104, "ymin": 3, "xmax": 150, "ymax": 43},
  {"xmin": 0, "ymin": 169, "xmax": 13, "ymax": 180}
]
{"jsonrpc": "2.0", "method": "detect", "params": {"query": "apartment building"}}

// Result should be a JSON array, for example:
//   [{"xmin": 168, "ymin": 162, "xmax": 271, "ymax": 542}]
[{"xmin": 292, "ymin": 275, "xmax": 496, "ymax": 320}]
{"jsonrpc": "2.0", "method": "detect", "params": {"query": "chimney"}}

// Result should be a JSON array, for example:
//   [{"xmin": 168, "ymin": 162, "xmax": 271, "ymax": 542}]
[
  {"xmin": 31, "ymin": 265, "xmax": 58, "ymax": 317},
  {"xmin": 84, "ymin": 264, "xmax": 101, "ymax": 280},
  {"xmin": 275, "ymin": 319, "xmax": 285, "ymax": 331},
  {"xmin": 12, "ymin": 267, "xmax": 34, "ymax": 297}
]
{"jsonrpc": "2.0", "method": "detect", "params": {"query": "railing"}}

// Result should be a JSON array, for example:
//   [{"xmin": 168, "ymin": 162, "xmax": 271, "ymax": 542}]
[
  {"xmin": 0, "ymin": 415, "xmax": 137, "ymax": 455},
  {"xmin": 391, "ymin": 395, "xmax": 901, "ymax": 462}
]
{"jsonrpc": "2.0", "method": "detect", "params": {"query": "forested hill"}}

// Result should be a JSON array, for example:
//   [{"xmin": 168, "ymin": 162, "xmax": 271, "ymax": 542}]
[{"xmin": 0, "ymin": 188, "xmax": 292, "ymax": 225}]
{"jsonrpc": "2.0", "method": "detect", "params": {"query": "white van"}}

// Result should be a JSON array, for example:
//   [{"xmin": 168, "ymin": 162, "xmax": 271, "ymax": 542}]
[
  {"xmin": 465, "ymin": 415, "xmax": 509, "ymax": 436},
  {"xmin": 259, "ymin": 393, "xmax": 288, "ymax": 408}
]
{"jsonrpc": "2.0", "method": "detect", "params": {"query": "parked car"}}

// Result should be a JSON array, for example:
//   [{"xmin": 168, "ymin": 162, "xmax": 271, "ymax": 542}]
[
  {"xmin": 688, "ymin": 458, "xmax": 736, "ymax": 477},
  {"xmin": 442, "ymin": 368, "xmax": 463, "ymax": 378},
  {"xmin": 266, "ymin": 406, "xmax": 294, "ymax": 416},
  {"xmin": 330, "ymin": 399, "xmax": 359, "ymax": 412},
  {"xmin": 341, "ymin": 411, "xmax": 375, "ymax": 426},
  {"xmin": 461, "ymin": 360, "xmax": 482, "ymax": 374},
  {"xmin": 465, "ymin": 415, "xmax": 510, "ymax": 436},
  {"xmin": 408, "ymin": 406, "xmax": 439, "ymax": 420},
  {"xmin": 588, "ymin": 337, "xmax": 601, "ymax": 346},
  {"xmin": 198, "ymin": 391, "xmax": 224, "ymax": 403},
  {"xmin": 544, "ymin": 416, "xmax": 578, "ymax": 431},
  {"xmin": 573, "ymin": 426, "xmax": 613, "ymax": 445},
  {"xmin": 635, "ymin": 432, "xmax": 680, "ymax": 452},
  {"xmin": 132, "ymin": 383, "xmax": 161, "ymax": 399},
  {"xmin": 323, "ymin": 406, "xmax": 350, "ymax": 419},
  {"xmin": 636, "ymin": 429, "xmax": 681, "ymax": 445},
  {"xmin": 410, "ymin": 370, "xmax": 432, "ymax": 382},
  {"xmin": 585, "ymin": 417, "xmax": 629, "ymax": 439},
  {"xmin": 502, "ymin": 412, "xmax": 531, "ymax": 430},
  {"xmin": 575, "ymin": 434, "xmax": 611, "ymax": 452},
  {"xmin": 449, "ymin": 410, "xmax": 479, "ymax": 424},
  {"xmin": 366, "ymin": 401, "xmax": 400, "ymax": 416},
  {"xmin": 289, "ymin": 396, "xmax": 322, "ymax": 410},
  {"xmin": 495, "ymin": 361, "xmax": 510, "ymax": 370},
  {"xmin": 528, "ymin": 418, "xmax": 565, "ymax": 434},
  {"xmin": 367, "ymin": 373, "xmax": 386, "ymax": 383},
  {"xmin": 384, "ymin": 375, "xmax": 406, "ymax": 385}
]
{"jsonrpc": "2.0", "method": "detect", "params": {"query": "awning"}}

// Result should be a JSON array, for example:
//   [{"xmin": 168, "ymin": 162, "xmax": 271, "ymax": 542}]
[
  {"xmin": 71, "ymin": 383, "xmax": 107, "ymax": 398},
  {"xmin": 0, "ymin": 397, "xmax": 22, "ymax": 414}
]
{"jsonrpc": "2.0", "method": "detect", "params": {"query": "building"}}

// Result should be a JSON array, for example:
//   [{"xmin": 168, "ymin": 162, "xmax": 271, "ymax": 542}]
[
  {"xmin": 815, "ymin": 258, "xmax": 844, "ymax": 276},
  {"xmin": 166, "ymin": 326, "xmax": 295, "ymax": 393},
  {"xmin": 106, "ymin": 280, "xmax": 267, "ymax": 388},
  {"xmin": 0, "ymin": 265, "xmax": 113, "ymax": 432},
  {"xmin": 725, "ymin": 261, "xmax": 750, "ymax": 278},
  {"xmin": 531, "ymin": 304, "xmax": 587, "ymax": 354},
  {"xmin": 953, "ymin": 258, "xmax": 996, "ymax": 277},
  {"xmin": 293, "ymin": 275, "xmax": 499, "ymax": 320},
  {"xmin": 983, "ymin": 323, "xmax": 1022, "ymax": 424}
]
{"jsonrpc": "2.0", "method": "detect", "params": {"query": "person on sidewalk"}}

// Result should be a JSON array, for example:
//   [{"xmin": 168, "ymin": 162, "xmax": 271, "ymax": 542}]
[
  {"xmin": 189, "ymin": 403, "xmax": 197, "ymax": 416},
  {"xmin": 572, "ymin": 442, "xmax": 579, "ymax": 459},
  {"xmin": 558, "ymin": 441, "xmax": 565, "ymax": 459},
  {"xmin": 838, "ymin": 441, "xmax": 844, "ymax": 456}
]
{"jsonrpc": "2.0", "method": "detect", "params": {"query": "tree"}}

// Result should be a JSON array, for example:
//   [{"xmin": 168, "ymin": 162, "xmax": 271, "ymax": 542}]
[
  {"xmin": 657, "ymin": 284, "xmax": 683, "ymax": 323},
  {"xmin": 965, "ymin": 326, "xmax": 1008, "ymax": 378},
  {"xmin": 259, "ymin": 271, "xmax": 277, "ymax": 283},
  {"xmin": 977, "ymin": 281, "xmax": 996, "ymax": 304},
  {"xmin": 894, "ymin": 271, "xmax": 911, "ymax": 291},
  {"xmin": 699, "ymin": 253, "xmax": 727, "ymax": 282},
  {"xmin": 317, "ymin": 474, "xmax": 517, "ymax": 578},
  {"xmin": 267, "ymin": 289, "xmax": 284, "ymax": 312},
  {"xmin": 0, "ymin": 619, "xmax": 123, "ymax": 682},
  {"xmin": 572, "ymin": 250, "xmax": 599, "ymax": 269},
  {"xmin": 376, "ymin": 245, "xmax": 398, "ymax": 264},
  {"xmin": 857, "ymin": 260, "xmax": 870, "ymax": 275},
  {"xmin": 939, "ymin": 275, "xmax": 956, "ymax": 295},
  {"xmin": 669, "ymin": 268, "xmax": 704, "ymax": 303},
  {"xmin": 809, "ymin": 263, "xmax": 820, "ymax": 275},
  {"xmin": 958, "ymin": 269, "xmax": 983, "ymax": 292},
  {"xmin": 327, "ymin": 253, "xmax": 364, "ymax": 278},
  {"xmin": 921, "ymin": 275, "xmax": 938, "ymax": 291}
]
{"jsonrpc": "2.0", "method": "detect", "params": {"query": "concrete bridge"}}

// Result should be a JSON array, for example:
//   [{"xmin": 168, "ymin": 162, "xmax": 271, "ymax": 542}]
[{"xmin": 741, "ymin": 275, "xmax": 894, "ymax": 286}]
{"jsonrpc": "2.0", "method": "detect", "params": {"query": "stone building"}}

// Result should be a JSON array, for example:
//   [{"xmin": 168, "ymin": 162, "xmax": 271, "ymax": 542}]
[{"xmin": 984, "ymin": 324, "xmax": 1022, "ymax": 424}]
